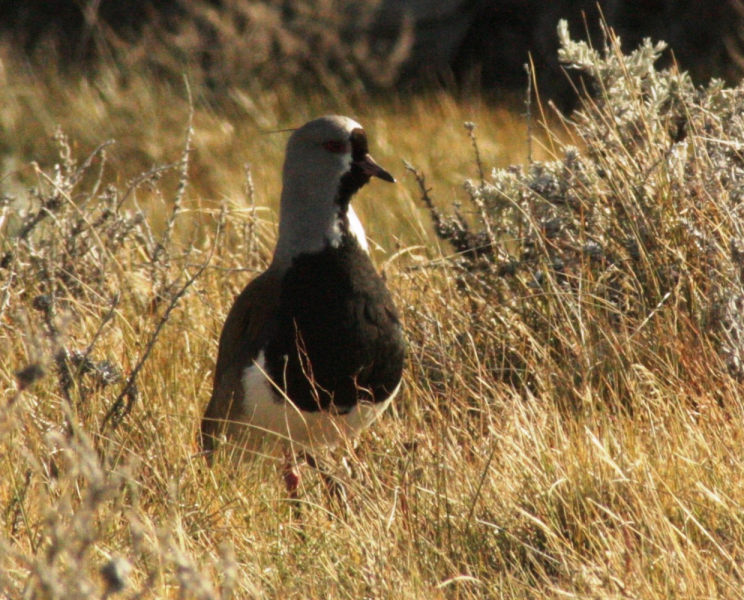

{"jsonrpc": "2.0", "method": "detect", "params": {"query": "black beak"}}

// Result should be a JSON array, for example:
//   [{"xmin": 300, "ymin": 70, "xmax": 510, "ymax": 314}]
[{"xmin": 354, "ymin": 153, "xmax": 395, "ymax": 183}]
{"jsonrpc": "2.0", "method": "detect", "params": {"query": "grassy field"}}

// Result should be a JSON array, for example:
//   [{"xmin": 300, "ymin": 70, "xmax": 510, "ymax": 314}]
[{"xmin": 3, "ymin": 23, "xmax": 744, "ymax": 599}]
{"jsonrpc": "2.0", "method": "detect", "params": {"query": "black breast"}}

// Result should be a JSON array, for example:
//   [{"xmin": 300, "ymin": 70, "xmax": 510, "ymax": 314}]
[{"xmin": 264, "ymin": 237, "xmax": 406, "ymax": 413}]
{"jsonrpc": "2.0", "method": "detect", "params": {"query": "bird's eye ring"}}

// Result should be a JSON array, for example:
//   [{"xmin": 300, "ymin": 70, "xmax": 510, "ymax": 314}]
[{"xmin": 322, "ymin": 140, "xmax": 347, "ymax": 153}]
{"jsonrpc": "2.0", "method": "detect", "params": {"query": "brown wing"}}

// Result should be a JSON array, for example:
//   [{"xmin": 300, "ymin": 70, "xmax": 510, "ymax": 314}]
[{"xmin": 200, "ymin": 266, "xmax": 283, "ymax": 454}]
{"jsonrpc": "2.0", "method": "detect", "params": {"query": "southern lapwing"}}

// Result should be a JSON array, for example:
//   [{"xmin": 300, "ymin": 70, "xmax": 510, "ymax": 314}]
[{"xmin": 201, "ymin": 115, "xmax": 406, "ymax": 491}]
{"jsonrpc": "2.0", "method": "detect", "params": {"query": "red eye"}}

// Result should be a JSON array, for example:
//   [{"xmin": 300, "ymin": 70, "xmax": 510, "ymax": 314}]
[{"xmin": 322, "ymin": 140, "xmax": 347, "ymax": 153}]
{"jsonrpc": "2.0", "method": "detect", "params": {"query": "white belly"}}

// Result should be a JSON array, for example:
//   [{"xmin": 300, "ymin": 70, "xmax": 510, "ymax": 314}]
[{"xmin": 234, "ymin": 351, "xmax": 399, "ymax": 457}]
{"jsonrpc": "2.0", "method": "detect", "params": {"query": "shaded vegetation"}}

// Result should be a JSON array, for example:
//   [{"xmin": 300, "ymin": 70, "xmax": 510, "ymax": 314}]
[{"xmin": 2, "ymin": 0, "xmax": 743, "ymax": 107}]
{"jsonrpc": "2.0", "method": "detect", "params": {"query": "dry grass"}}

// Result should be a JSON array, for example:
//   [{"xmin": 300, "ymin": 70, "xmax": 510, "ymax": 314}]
[
  {"xmin": 0, "ymin": 37, "xmax": 541, "ymax": 251},
  {"xmin": 3, "ymin": 21, "xmax": 744, "ymax": 600}
]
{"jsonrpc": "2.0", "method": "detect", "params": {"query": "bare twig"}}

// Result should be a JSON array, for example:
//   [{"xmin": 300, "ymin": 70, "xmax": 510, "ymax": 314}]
[
  {"xmin": 404, "ymin": 161, "xmax": 442, "ymax": 231},
  {"xmin": 244, "ymin": 163, "xmax": 257, "ymax": 259},
  {"xmin": 525, "ymin": 59, "xmax": 534, "ymax": 164},
  {"xmin": 70, "ymin": 139, "xmax": 115, "ymax": 188},
  {"xmin": 162, "ymin": 77, "xmax": 194, "ymax": 256},
  {"xmin": 464, "ymin": 122, "xmax": 485, "ymax": 191},
  {"xmin": 116, "ymin": 163, "xmax": 178, "ymax": 211}
]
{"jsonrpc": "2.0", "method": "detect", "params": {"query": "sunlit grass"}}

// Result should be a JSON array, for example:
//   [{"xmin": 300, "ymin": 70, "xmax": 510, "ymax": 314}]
[
  {"xmin": 3, "ymin": 26, "xmax": 744, "ymax": 599},
  {"xmin": 0, "ymin": 43, "xmax": 559, "ymax": 255}
]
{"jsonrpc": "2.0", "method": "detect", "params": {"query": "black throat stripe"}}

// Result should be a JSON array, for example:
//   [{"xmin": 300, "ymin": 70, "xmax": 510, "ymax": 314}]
[
  {"xmin": 350, "ymin": 128, "xmax": 368, "ymax": 160},
  {"xmin": 336, "ymin": 128, "xmax": 372, "ymax": 209}
]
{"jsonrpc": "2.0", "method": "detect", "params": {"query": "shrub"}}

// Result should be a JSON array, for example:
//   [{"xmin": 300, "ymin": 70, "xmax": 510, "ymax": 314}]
[{"xmin": 414, "ymin": 20, "xmax": 744, "ymax": 409}]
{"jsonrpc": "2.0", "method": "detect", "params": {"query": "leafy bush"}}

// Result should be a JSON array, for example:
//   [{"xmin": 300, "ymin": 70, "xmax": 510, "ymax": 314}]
[{"xmin": 415, "ymin": 20, "xmax": 744, "ymax": 410}]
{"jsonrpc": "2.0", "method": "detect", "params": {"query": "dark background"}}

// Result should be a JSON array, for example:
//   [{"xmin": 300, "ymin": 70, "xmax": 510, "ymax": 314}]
[{"xmin": 1, "ymin": 0, "xmax": 740, "ymax": 109}]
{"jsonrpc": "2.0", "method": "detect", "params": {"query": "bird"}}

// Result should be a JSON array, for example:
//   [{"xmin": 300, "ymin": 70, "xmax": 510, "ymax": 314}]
[{"xmin": 200, "ymin": 115, "xmax": 406, "ymax": 492}]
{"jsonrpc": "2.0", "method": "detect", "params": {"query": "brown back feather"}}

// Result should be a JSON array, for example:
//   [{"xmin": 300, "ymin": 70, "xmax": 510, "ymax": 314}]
[{"xmin": 200, "ymin": 266, "xmax": 283, "ymax": 454}]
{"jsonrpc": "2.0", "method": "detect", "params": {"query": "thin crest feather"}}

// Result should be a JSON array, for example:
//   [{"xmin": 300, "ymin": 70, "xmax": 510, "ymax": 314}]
[{"xmin": 260, "ymin": 127, "xmax": 299, "ymax": 135}]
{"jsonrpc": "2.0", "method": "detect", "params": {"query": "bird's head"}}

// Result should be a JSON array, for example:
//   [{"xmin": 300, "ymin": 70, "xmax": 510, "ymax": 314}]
[
  {"xmin": 283, "ymin": 115, "xmax": 394, "ymax": 204},
  {"xmin": 274, "ymin": 116, "xmax": 395, "ymax": 264}
]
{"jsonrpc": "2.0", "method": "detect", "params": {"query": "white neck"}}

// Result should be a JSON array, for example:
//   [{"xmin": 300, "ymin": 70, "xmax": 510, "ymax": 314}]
[
  {"xmin": 271, "ymin": 138, "xmax": 368, "ymax": 268},
  {"xmin": 346, "ymin": 206, "xmax": 369, "ymax": 253},
  {"xmin": 272, "ymin": 200, "xmax": 368, "ymax": 269}
]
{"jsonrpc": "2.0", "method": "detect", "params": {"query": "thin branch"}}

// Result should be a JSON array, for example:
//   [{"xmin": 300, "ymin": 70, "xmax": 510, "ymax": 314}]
[
  {"xmin": 70, "ymin": 139, "xmax": 115, "ymax": 188},
  {"xmin": 464, "ymin": 122, "xmax": 485, "ymax": 191},
  {"xmin": 116, "ymin": 163, "xmax": 178, "ymax": 211},
  {"xmin": 524, "ymin": 59, "xmax": 534, "ymax": 165},
  {"xmin": 161, "ymin": 77, "xmax": 194, "ymax": 256},
  {"xmin": 404, "ymin": 161, "xmax": 442, "ymax": 231}
]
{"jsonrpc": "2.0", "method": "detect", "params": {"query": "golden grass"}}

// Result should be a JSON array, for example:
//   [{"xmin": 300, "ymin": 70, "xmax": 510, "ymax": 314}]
[
  {"xmin": 0, "ymin": 40, "xmax": 558, "ymax": 253},
  {"xmin": 3, "ymin": 30, "xmax": 744, "ymax": 599}
]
